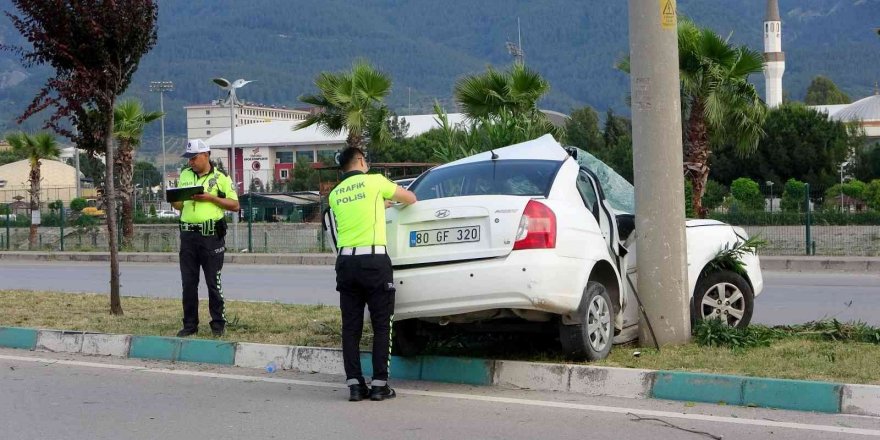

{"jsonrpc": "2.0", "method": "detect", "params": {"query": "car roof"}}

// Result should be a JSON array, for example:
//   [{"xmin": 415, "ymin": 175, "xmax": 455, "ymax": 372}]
[{"xmin": 432, "ymin": 134, "xmax": 570, "ymax": 171}]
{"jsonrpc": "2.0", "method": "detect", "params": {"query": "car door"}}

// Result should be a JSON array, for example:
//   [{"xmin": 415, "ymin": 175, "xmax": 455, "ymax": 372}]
[{"xmin": 575, "ymin": 167, "xmax": 622, "ymax": 262}]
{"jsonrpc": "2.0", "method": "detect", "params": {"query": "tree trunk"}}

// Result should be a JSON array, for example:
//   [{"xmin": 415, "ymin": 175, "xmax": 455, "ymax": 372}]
[
  {"xmin": 347, "ymin": 131, "xmax": 365, "ymax": 150},
  {"xmin": 116, "ymin": 143, "xmax": 134, "ymax": 249},
  {"xmin": 105, "ymin": 107, "xmax": 123, "ymax": 316},
  {"xmin": 28, "ymin": 161, "xmax": 40, "ymax": 250},
  {"xmin": 683, "ymin": 99, "xmax": 711, "ymax": 218}
]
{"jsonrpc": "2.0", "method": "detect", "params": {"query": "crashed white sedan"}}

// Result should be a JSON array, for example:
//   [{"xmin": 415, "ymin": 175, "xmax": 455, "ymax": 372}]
[{"xmin": 384, "ymin": 135, "xmax": 763, "ymax": 361}]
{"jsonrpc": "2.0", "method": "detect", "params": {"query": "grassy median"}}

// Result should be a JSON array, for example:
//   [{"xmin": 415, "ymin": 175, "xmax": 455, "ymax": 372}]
[{"xmin": 2, "ymin": 289, "xmax": 879, "ymax": 385}]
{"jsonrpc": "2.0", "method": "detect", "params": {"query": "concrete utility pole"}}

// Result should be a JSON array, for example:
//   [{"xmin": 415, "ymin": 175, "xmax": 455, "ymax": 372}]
[{"xmin": 628, "ymin": 0, "xmax": 691, "ymax": 346}]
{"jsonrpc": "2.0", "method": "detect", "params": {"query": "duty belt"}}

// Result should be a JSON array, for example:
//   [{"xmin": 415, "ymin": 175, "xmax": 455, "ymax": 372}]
[
  {"xmin": 180, "ymin": 219, "xmax": 218, "ymax": 236},
  {"xmin": 338, "ymin": 245, "xmax": 386, "ymax": 256}
]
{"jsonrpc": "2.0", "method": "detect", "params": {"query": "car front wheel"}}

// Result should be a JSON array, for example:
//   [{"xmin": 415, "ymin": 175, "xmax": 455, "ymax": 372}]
[
  {"xmin": 692, "ymin": 269, "xmax": 754, "ymax": 328},
  {"xmin": 559, "ymin": 281, "xmax": 614, "ymax": 361}
]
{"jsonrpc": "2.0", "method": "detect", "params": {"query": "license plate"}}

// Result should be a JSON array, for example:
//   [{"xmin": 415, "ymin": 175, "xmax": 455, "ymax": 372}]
[{"xmin": 410, "ymin": 226, "xmax": 480, "ymax": 247}]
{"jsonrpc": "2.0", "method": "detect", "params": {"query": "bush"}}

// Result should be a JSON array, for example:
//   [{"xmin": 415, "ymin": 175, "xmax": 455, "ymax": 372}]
[
  {"xmin": 703, "ymin": 180, "xmax": 728, "ymax": 211},
  {"xmin": 780, "ymin": 178, "xmax": 807, "ymax": 212},
  {"xmin": 730, "ymin": 177, "xmax": 764, "ymax": 212},
  {"xmin": 70, "ymin": 197, "xmax": 87, "ymax": 212}
]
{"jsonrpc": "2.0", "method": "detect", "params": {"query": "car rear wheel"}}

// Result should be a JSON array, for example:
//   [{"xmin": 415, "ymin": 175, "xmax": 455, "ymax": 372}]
[
  {"xmin": 692, "ymin": 269, "xmax": 754, "ymax": 328},
  {"xmin": 391, "ymin": 319, "xmax": 428, "ymax": 357},
  {"xmin": 559, "ymin": 281, "xmax": 613, "ymax": 361}
]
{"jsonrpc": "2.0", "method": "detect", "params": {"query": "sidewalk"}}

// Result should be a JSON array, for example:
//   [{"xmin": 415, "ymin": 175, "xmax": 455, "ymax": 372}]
[
  {"xmin": 1, "ymin": 251, "xmax": 878, "ymax": 272},
  {"xmin": 1, "ymin": 325, "xmax": 878, "ymax": 416}
]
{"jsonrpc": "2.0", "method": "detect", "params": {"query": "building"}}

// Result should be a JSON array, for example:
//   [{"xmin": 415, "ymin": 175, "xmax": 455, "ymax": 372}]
[
  {"xmin": 762, "ymin": 0, "xmax": 785, "ymax": 108},
  {"xmin": 185, "ymin": 102, "xmax": 312, "ymax": 141},
  {"xmin": 813, "ymin": 93, "xmax": 880, "ymax": 143},
  {"xmin": 203, "ymin": 113, "xmax": 467, "ymax": 193},
  {"xmin": 0, "ymin": 159, "xmax": 93, "ymax": 205}
]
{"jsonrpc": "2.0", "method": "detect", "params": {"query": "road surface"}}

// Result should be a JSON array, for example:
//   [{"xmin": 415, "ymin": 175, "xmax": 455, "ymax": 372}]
[
  {"xmin": 0, "ymin": 261, "xmax": 878, "ymax": 324},
  {"xmin": 1, "ymin": 349, "xmax": 877, "ymax": 440}
]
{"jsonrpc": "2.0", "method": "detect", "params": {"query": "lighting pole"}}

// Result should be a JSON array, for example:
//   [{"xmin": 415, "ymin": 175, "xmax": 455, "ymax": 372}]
[
  {"xmin": 149, "ymin": 81, "xmax": 174, "ymax": 206},
  {"xmin": 839, "ymin": 161, "xmax": 849, "ymax": 213},
  {"xmin": 213, "ymin": 77, "xmax": 254, "ymax": 250},
  {"xmin": 766, "ymin": 181, "xmax": 774, "ymax": 213},
  {"xmin": 73, "ymin": 125, "xmax": 81, "ymax": 199}
]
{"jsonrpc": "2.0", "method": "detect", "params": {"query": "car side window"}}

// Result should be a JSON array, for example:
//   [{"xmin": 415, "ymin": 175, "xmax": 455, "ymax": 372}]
[{"xmin": 576, "ymin": 171, "xmax": 600, "ymax": 221}]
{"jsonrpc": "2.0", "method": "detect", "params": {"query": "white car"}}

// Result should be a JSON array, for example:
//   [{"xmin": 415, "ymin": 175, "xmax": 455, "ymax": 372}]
[
  {"xmin": 385, "ymin": 135, "xmax": 763, "ymax": 360},
  {"xmin": 155, "ymin": 210, "xmax": 179, "ymax": 219}
]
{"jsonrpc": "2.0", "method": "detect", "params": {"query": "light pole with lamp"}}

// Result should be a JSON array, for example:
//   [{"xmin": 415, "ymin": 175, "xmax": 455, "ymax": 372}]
[
  {"xmin": 839, "ymin": 160, "xmax": 850, "ymax": 213},
  {"xmin": 212, "ymin": 77, "xmax": 254, "ymax": 250},
  {"xmin": 766, "ymin": 181, "xmax": 774, "ymax": 213},
  {"xmin": 149, "ymin": 81, "xmax": 174, "ymax": 207}
]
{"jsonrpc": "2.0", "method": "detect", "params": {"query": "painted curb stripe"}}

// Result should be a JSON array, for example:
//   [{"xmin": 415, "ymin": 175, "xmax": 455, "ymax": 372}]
[
  {"xmin": 0, "ymin": 327, "xmax": 38, "ymax": 350},
  {"xmin": 421, "ymin": 356, "xmax": 494, "ymax": 386},
  {"xmin": 129, "ymin": 336, "xmax": 235, "ymax": 365},
  {"xmin": 653, "ymin": 371, "xmax": 843, "ymax": 413},
  {"xmin": 360, "ymin": 353, "xmax": 422, "ymax": 381},
  {"xmin": 653, "ymin": 371, "xmax": 744, "ymax": 405},
  {"xmin": 744, "ymin": 377, "xmax": 842, "ymax": 413}
]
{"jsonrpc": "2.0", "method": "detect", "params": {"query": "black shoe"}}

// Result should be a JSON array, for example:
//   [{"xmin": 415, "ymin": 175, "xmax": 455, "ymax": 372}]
[
  {"xmin": 349, "ymin": 384, "xmax": 370, "ymax": 402},
  {"xmin": 369, "ymin": 385, "xmax": 396, "ymax": 401},
  {"xmin": 176, "ymin": 327, "xmax": 198, "ymax": 338},
  {"xmin": 211, "ymin": 326, "xmax": 225, "ymax": 337}
]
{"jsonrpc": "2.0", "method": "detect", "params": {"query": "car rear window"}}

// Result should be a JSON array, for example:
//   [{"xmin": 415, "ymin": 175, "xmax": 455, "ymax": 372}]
[{"xmin": 410, "ymin": 160, "xmax": 561, "ymax": 201}]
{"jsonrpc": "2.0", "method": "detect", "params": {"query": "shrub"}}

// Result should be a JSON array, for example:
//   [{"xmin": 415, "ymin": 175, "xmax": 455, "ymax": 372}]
[
  {"xmin": 730, "ymin": 177, "xmax": 764, "ymax": 212},
  {"xmin": 780, "ymin": 178, "xmax": 807, "ymax": 212},
  {"xmin": 70, "ymin": 197, "xmax": 87, "ymax": 212}
]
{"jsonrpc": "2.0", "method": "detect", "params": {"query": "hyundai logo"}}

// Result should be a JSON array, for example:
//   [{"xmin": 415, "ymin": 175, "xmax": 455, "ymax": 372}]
[{"xmin": 435, "ymin": 209, "xmax": 450, "ymax": 219}]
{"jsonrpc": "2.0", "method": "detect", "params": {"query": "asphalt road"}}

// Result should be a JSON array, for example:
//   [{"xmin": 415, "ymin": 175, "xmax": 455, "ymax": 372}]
[
  {"xmin": 2, "ymin": 349, "xmax": 878, "ymax": 440},
  {"xmin": 0, "ymin": 261, "xmax": 878, "ymax": 325}
]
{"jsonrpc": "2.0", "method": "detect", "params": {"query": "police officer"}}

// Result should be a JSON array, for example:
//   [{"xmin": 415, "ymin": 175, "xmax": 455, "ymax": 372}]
[
  {"xmin": 172, "ymin": 139, "xmax": 240, "ymax": 338},
  {"xmin": 330, "ymin": 147, "xmax": 416, "ymax": 402}
]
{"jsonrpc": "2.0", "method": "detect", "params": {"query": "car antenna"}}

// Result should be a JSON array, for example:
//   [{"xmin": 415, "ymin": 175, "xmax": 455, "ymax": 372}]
[{"xmin": 490, "ymin": 149, "xmax": 499, "ymax": 160}]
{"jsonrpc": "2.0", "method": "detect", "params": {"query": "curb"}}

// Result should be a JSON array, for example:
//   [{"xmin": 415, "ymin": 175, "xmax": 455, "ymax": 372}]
[
  {"xmin": 1, "ymin": 326, "xmax": 878, "ymax": 416},
  {"xmin": 3, "ymin": 252, "xmax": 880, "ymax": 272}
]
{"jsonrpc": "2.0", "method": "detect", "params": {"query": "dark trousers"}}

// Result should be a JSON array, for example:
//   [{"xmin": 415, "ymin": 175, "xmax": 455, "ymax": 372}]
[
  {"xmin": 179, "ymin": 231, "xmax": 226, "ymax": 330},
  {"xmin": 336, "ymin": 253, "xmax": 395, "ymax": 385}
]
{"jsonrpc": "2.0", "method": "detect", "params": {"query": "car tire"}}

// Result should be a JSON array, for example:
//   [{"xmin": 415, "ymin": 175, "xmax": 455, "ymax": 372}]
[
  {"xmin": 559, "ymin": 281, "xmax": 614, "ymax": 361},
  {"xmin": 391, "ymin": 319, "xmax": 427, "ymax": 357},
  {"xmin": 691, "ymin": 269, "xmax": 754, "ymax": 328}
]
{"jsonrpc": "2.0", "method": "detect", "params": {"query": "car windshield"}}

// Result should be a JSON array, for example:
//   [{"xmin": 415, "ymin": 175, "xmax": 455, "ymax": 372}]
[
  {"xmin": 571, "ymin": 148, "xmax": 635, "ymax": 214},
  {"xmin": 410, "ymin": 160, "xmax": 560, "ymax": 201}
]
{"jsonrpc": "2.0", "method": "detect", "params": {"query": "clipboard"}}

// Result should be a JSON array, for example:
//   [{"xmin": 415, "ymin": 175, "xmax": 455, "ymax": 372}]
[{"xmin": 166, "ymin": 185, "xmax": 204, "ymax": 203}]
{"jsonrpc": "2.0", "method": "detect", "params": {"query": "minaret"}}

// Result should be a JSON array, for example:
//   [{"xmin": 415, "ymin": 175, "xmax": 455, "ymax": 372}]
[{"xmin": 763, "ymin": 0, "xmax": 785, "ymax": 108}]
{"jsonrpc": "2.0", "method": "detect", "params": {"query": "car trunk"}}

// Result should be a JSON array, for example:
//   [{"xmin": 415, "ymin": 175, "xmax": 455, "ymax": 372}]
[{"xmin": 386, "ymin": 195, "xmax": 531, "ymax": 266}]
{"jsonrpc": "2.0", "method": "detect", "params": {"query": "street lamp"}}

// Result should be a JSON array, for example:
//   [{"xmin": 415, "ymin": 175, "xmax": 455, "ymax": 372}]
[
  {"xmin": 212, "ymin": 77, "xmax": 254, "ymax": 195},
  {"xmin": 839, "ymin": 161, "xmax": 850, "ymax": 213},
  {"xmin": 213, "ymin": 77, "xmax": 254, "ymax": 250},
  {"xmin": 149, "ymin": 81, "xmax": 174, "ymax": 206},
  {"xmin": 766, "ymin": 181, "xmax": 774, "ymax": 213}
]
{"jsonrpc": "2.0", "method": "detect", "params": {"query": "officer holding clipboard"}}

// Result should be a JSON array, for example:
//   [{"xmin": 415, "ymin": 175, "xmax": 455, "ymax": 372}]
[{"xmin": 171, "ymin": 139, "xmax": 239, "ymax": 337}]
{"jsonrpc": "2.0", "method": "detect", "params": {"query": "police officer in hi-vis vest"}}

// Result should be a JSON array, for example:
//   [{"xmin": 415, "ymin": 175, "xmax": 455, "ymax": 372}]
[
  {"xmin": 329, "ymin": 147, "xmax": 417, "ymax": 401},
  {"xmin": 172, "ymin": 139, "xmax": 240, "ymax": 338}
]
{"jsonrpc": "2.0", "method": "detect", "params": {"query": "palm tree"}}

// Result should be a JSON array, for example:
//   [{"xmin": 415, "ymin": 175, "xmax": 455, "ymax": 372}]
[
  {"xmin": 677, "ymin": 20, "xmax": 767, "ymax": 217},
  {"xmin": 5, "ymin": 132, "xmax": 61, "ymax": 249},
  {"xmin": 298, "ymin": 60, "xmax": 392, "ymax": 151},
  {"xmin": 453, "ymin": 63, "xmax": 550, "ymax": 120},
  {"xmin": 113, "ymin": 99, "xmax": 162, "ymax": 248},
  {"xmin": 618, "ymin": 20, "xmax": 767, "ymax": 217}
]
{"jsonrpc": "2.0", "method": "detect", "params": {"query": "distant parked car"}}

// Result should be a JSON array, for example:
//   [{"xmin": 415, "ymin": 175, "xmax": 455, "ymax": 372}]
[{"xmin": 155, "ymin": 210, "xmax": 179, "ymax": 219}]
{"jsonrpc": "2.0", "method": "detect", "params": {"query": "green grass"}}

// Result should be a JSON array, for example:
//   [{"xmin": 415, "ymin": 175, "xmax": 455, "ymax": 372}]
[{"xmin": 2, "ymin": 289, "xmax": 879, "ymax": 384}]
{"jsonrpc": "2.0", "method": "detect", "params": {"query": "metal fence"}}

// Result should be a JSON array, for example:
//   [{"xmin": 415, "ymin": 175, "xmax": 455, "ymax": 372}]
[{"xmin": 708, "ymin": 182, "xmax": 880, "ymax": 256}]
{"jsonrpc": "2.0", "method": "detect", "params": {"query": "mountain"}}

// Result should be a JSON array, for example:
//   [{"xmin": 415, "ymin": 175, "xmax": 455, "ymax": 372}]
[{"xmin": 1, "ymin": 0, "xmax": 878, "ymax": 159}]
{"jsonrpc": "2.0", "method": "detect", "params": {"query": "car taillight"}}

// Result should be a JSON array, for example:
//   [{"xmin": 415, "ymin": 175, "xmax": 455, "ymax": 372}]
[{"xmin": 513, "ymin": 200, "xmax": 557, "ymax": 250}]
